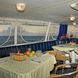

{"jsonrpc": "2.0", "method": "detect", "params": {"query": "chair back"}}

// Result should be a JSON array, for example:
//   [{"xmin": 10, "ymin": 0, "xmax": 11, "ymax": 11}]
[
  {"xmin": 56, "ymin": 51, "xmax": 69, "ymax": 61},
  {"xmin": 73, "ymin": 65, "xmax": 78, "ymax": 78},
  {"xmin": 56, "ymin": 51, "xmax": 62, "ymax": 60},
  {"xmin": 50, "ymin": 64, "xmax": 78, "ymax": 78}
]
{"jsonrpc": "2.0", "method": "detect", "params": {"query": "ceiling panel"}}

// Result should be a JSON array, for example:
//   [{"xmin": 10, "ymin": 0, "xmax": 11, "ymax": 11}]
[{"xmin": 0, "ymin": 0, "xmax": 77, "ymax": 24}]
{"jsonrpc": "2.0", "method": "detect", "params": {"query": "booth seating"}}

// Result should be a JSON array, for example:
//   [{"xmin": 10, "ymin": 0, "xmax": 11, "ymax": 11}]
[{"xmin": 50, "ymin": 63, "xmax": 78, "ymax": 78}]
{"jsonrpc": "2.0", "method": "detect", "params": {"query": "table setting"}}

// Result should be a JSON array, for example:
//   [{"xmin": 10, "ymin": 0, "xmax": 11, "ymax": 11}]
[{"xmin": 0, "ymin": 50, "xmax": 56, "ymax": 78}]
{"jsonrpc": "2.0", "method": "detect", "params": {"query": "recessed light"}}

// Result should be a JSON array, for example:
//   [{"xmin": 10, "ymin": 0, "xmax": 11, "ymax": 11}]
[
  {"xmin": 16, "ymin": 3, "xmax": 25, "ymax": 12},
  {"xmin": 73, "ymin": 22, "xmax": 76, "ymax": 25},
  {"xmin": 70, "ymin": 14, "xmax": 75, "ymax": 21}
]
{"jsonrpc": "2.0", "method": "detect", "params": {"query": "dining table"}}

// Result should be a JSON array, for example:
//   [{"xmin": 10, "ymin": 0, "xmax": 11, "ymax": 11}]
[
  {"xmin": 52, "ymin": 44, "xmax": 78, "ymax": 63},
  {"xmin": 0, "ymin": 54, "xmax": 56, "ymax": 78},
  {"xmin": 52, "ymin": 44, "xmax": 78, "ymax": 53}
]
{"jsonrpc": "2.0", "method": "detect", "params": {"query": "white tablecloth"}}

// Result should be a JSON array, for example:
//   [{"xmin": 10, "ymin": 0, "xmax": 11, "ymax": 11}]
[
  {"xmin": 52, "ymin": 44, "xmax": 78, "ymax": 62},
  {"xmin": 0, "ymin": 54, "xmax": 56, "ymax": 78},
  {"xmin": 52, "ymin": 44, "xmax": 78, "ymax": 54}
]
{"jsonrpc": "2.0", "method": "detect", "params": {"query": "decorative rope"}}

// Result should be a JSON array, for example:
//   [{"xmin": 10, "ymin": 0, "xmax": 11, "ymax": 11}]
[
  {"xmin": 19, "ymin": 25, "xmax": 46, "ymax": 43},
  {"xmin": 0, "ymin": 25, "xmax": 12, "ymax": 46}
]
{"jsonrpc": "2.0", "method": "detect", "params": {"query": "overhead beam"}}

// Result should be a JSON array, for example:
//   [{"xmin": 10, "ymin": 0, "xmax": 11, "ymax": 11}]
[{"xmin": 0, "ymin": 17, "xmax": 49, "ymax": 24}]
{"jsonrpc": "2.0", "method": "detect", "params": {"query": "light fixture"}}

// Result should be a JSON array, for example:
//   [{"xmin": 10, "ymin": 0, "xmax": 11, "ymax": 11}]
[
  {"xmin": 70, "ymin": 14, "xmax": 75, "ymax": 21},
  {"xmin": 70, "ymin": 2, "xmax": 78, "ymax": 11},
  {"xmin": 73, "ymin": 21, "xmax": 76, "ymax": 25},
  {"xmin": 16, "ymin": 3, "xmax": 25, "ymax": 12}
]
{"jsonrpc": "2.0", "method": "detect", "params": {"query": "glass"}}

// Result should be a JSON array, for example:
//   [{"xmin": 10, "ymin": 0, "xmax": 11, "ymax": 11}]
[
  {"xmin": 36, "ymin": 50, "xmax": 42, "ymax": 57},
  {"xmin": 59, "ymin": 41, "xmax": 61, "ymax": 44},
  {"xmin": 28, "ymin": 48, "xmax": 31, "ymax": 51},
  {"xmin": 9, "ymin": 52, "xmax": 15, "ymax": 63},
  {"xmin": 10, "ymin": 53, "xmax": 14, "ymax": 59}
]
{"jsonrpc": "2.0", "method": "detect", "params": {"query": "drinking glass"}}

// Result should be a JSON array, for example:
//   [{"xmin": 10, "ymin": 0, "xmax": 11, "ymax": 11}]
[{"xmin": 36, "ymin": 50, "xmax": 42, "ymax": 57}]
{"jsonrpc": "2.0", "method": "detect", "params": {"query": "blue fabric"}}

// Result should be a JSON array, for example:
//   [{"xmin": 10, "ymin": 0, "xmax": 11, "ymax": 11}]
[
  {"xmin": 0, "ymin": 38, "xmax": 78, "ymax": 58},
  {"xmin": 57, "ymin": 24, "xmax": 68, "ymax": 40}
]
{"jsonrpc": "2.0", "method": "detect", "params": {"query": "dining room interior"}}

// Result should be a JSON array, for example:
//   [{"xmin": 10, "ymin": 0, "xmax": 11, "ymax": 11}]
[{"xmin": 0, "ymin": 0, "xmax": 78, "ymax": 78}]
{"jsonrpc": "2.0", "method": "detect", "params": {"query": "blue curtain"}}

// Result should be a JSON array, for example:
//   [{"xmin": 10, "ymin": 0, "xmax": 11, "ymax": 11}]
[{"xmin": 57, "ymin": 24, "xmax": 68, "ymax": 40}]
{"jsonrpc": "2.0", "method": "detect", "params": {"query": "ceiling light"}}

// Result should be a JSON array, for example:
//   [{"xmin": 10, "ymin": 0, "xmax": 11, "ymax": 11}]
[
  {"xmin": 70, "ymin": 14, "xmax": 75, "ymax": 21},
  {"xmin": 70, "ymin": 2, "xmax": 78, "ymax": 11},
  {"xmin": 16, "ymin": 3, "xmax": 25, "ymax": 12},
  {"xmin": 73, "ymin": 22, "xmax": 76, "ymax": 25}
]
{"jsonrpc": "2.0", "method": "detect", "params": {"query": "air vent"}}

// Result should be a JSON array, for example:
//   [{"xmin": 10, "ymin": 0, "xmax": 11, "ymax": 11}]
[{"xmin": 70, "ymin": 2, "xmax": 78, "ymax": 11}]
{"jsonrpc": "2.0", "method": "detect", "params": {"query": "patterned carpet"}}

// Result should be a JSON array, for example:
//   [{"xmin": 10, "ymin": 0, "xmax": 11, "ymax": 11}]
[{"xmin": 50, "ymin": 61, "xmax": 77, "ymax": 78}]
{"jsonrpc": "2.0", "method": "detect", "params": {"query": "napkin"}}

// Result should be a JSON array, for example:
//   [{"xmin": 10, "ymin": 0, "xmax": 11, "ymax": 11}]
[
  {"xmin": 0, "ymin": 60, "xmax": 8, "ymax": 64},
  {"xmin": 31, "ymin": 59, "xmax": 41, "ymax": 64}
]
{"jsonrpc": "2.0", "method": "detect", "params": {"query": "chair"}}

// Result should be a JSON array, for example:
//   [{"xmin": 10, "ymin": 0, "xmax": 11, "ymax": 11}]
[
  {"xmin": 73, "ymin": 65, "xmax": 78, "ymax": 78},
  {"xmin": 56, "ymin": 51, "xmax": 69, "ymax": 61},
  {"xmin": 46, "ymin": 50, "xmax": 69, "ymax": 61},
  {"xmin": 50, "ymin": 63, "xmax": 78, "ymax": 78},
  {"xmin": 46, "ymin": 50, "xmax": 56, "ymax": 55}
]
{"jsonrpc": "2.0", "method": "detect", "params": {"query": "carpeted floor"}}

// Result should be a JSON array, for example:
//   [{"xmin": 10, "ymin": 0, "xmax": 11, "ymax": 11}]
[{"xmin": 50, "ymin": 61, "xmax": 77, "ymax": 78}]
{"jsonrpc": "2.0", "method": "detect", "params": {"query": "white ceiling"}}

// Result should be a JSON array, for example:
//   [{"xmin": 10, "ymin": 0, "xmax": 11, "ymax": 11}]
[{"xmin": 0, "ymin": 0, "xmax": 78, "ymax": 24}]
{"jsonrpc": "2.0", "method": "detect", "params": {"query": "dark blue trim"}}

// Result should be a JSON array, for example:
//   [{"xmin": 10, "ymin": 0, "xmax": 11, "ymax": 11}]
[{"xmin": 0, "ymin": 38, "xmax": 78, "ymax": 58}]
